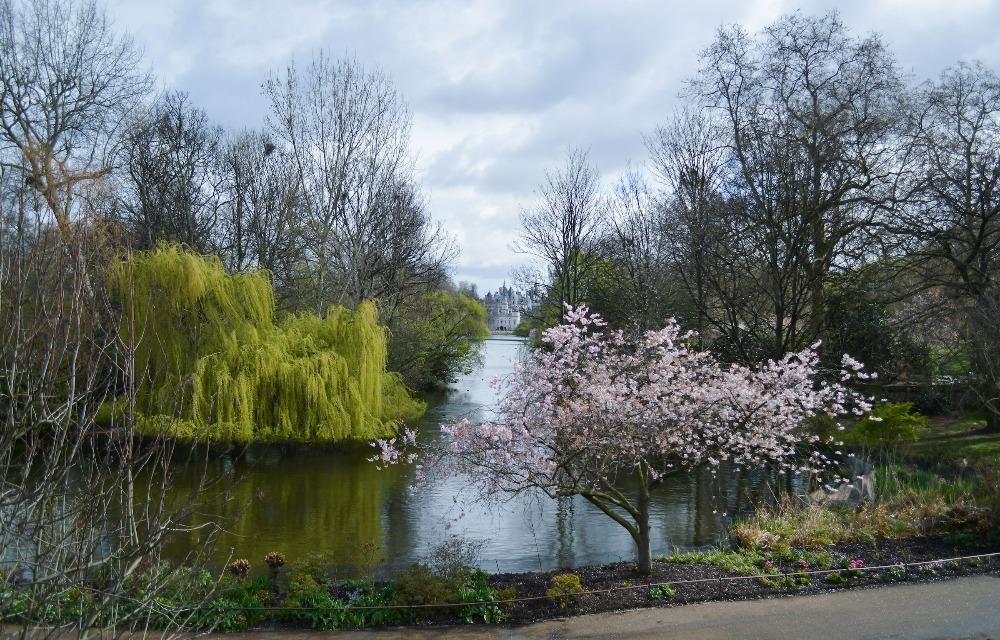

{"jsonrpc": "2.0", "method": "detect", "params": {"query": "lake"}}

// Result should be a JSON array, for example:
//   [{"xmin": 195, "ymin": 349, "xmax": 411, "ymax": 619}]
[{"xmin": 160, "ymin": 335, "xmax": 794, "ymax": 576}]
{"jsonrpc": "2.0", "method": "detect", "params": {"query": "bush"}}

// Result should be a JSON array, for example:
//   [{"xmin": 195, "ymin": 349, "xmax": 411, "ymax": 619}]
[
  {"xmin": 850, "ymin": 401, "xmax": 926, "ymax": 449},
  {"xmin": 494, "ymin": 586, "xmax": 517, "ymax": 611},
  {"xmin": 391, "ymin": 562, "xmax": 463, "ymax": 610},
  {"xmin": 456, "ymin": 569, "xmax": 505, "ymax": 624},
  {"xmin": 276, "ymin": 570, "xmax": 331, "ymax": 624},
  {"xmin": 426, "ymin": 535, "xmax": 487, "ymax": 583},
  {"xmin": 912, "ymin": 387, "xmax": 952, "ymax": 416},
  {"xmin": 546, "ymin": 573, "xmax": 585, "ymax": 610}
]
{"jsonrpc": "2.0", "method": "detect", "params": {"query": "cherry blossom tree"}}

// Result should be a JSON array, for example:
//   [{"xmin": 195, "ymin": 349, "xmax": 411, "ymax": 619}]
[{"xmin": 377, "ymin": 306, "xmax": 869, "ymax": 573}]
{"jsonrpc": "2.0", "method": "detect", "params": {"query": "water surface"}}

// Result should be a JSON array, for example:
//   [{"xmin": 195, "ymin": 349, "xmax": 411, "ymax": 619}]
[{"xmin": 161, "ymin": 336, "xmax": 790, "ymax": 575}]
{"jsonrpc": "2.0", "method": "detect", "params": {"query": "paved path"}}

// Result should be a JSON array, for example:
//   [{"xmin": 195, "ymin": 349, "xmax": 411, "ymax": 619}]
[{"xmin": 214, "ymin": 574, "xmax": 1000, "ymax": 640}]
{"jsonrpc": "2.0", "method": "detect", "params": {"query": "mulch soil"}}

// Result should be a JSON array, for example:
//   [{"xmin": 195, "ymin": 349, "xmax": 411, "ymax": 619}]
[{"xmin": 485, "ymin": 534, "xmax": 1000, "ymax": 626}]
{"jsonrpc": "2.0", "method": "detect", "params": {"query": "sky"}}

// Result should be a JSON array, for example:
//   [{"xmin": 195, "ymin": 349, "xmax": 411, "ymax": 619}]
[{"xmin": 102, "ymin": 0, "xmax": 1000, "ymax": 296}]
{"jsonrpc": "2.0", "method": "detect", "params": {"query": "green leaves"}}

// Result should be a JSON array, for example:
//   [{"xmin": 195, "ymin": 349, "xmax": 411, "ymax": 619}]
[
  {"xmin": 106, "ymin": 243, "xmax": 423, "ymax": 443},
  {"xmin": 387, "ymin": 290, "xmax": 489, "ymax": 391}
]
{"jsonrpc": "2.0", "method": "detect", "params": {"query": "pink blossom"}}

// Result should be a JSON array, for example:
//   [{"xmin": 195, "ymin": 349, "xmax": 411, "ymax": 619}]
[{"xmin": 374, "ymin": 306, "xmax": 869, "ymax": 571}]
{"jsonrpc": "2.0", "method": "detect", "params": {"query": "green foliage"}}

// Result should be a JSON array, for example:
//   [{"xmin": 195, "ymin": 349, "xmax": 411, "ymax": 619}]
[
  {"xmin": 456, "ymin": 569, "xmax": 505, "ymax": 624},
  {"xmin": 295, "ymin": 589, "xmax": 340, "ymax": 629},
  {"xmin": 387, "ymin": 289, "xmax": 490, "ymax": 390},
  {"xmin": 387, "ymin": 538, "xmax": 501, "ymax": 624},
  {"xmin": 660, "ymin": 547, "xmax": 839, "ymax": 581},
  {"xmin": 494, "ymin": 586, "xmax": 517, "ymax": 610},
  {"xmin": 849, "ymin": 402, "xmax": 926, "ymax": 449},
  {"xmin": 391, "ymin": 562, "xmax": 463, "ymax": 611},
  {"xmin": 648, "ymin": 584, "xmax": 675, "ymax": 600},
  {"xmin": 0, "ymin": 563, "xmax": 278, "ymax": 632},
  {"xmin": 192, "ymin": 576, "xmax": 271, "ymax": 632},
  {"xmin": 908, "ymin": 413, "xmax": 1000, "ymax": 466},
  {"xmin": 824, "ymin": 270, "xmax": 932, "ymax": 381},
  {"xmin": 106, "ymin": 244, "xmax": 423, "ymax": 442},
  {"xmin": 660, "ymin": 548, "xmax": 764, "ymax": 576},
  {"xmin": 545, "ymin": 573, "xmax": 585, "ymax": 610},
  {"xmin": 512, "ymin": 320, "xmax": 532, "ymax": 337}
]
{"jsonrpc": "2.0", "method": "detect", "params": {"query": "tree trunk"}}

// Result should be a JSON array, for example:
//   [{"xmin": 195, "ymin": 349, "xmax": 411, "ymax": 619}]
[{"xmin": 636, "ymin": 483, "xmax": 652, "ymax": 574}]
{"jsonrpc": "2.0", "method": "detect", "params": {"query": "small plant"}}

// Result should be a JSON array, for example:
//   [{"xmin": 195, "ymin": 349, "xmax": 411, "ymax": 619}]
[
  {"xmin": 546, "ymin": 573, "xmax": 585, "ymax": 610},
  {"xmin": 648, "ymin": 584, "xmax": 675, "ymax": 600},
  {"xmin": 426, "ymin": 534, "xmax": 488, "ymax": 583},
  {"xmin": 226, "ymin": 559, "xmax": 251, "ymax": 580},
  {"xmin": 945, "ymin": 560, "xmax": 962, "ymax": 571},
  {"xmin": 349, "ymin": 540, "xmax": 384, "ymax": 585},
  {"xmin": 265, "ymin": 551, "xmax": 285, "ymax": 586},
  {"xmin": 921, "ymin": 562, "xmax": 942, "ymax": 575},
  {"xmin": 494, "ymin": 586, "xmax": 517, "ymax": 611},
  {"xmin": 846, "ymin": 559, "xmax": 865, "ymax": 578},
  {"xmin": 392, "ymin": 563, "xmax": 459, "ymax": 610},
  {"xmin": 620, "ymin": 580, "xmax": 633, "ymax": 588},
  {"xmin": 793, "ymin": 560, "xmax": 811, "ymax": 585},
  {"xmin": 968, "ymin": 558, "xmax": 984, "ymax": 568},
  {"xmin": 265, "ymin": 551, "xmax": 286, "ymax": 568},
  {"xmin": 826, "ymin": 570, "xmax": 846, "ymax": 584},
  {"xmin": 888, "ymin": 564, "xmax": 907, "ymax": 579},
  {"xmin": 456, "ymin": 569, "xmax": 505, "ymax": 624}
]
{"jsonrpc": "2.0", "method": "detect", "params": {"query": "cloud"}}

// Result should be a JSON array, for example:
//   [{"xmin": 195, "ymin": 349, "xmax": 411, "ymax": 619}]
[{"xmin": 102, "ymin": 0, "xmax": 1000, "ymax": 295}]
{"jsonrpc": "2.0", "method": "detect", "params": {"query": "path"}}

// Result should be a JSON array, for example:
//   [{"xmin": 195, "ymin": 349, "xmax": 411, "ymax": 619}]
[{"xmin": 212, "ymin": 574, "xmax": 1000, "ymax": 639}]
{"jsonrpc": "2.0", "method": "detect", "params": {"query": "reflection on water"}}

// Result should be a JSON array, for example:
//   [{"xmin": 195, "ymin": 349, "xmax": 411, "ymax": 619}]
[{"xmin": 162, "ymin": 336, "xmax": 800, "ymax": 574}]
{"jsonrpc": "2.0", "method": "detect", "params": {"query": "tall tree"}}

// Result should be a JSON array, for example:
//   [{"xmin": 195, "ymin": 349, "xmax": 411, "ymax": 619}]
[
  {"xmin": 901, "ymin": 61, "xmax": 1000, "ymax": 429},
  {"xmin": 687, "ymin": 11, "xmax": 904, "ymax": 359},
  {"xmin": 646, "ymin": 110, "xmax": 758, "ymax": 357},
  {"xmin": 217, "ymin": 128, "xmax": 305, "ymax": 308},
  {"xmin": 0, "ymin": 0, "xmax": 151, "ymax": 246},
  {"xmin": 513, "ymin": 147, "xmax": 604, "ymax": 316},
  {"xmin": 264, "ymin": 52, "xmax": 451, "ymax": 315},
  {"xmin": 116, "ymin": 91, "xmax": 224, "ymax": 252},
  {"xmin": 386, "ymin": 288, "xmax": 490, "ymax": 391},
  {"xmin": 592, "ymin": 169, "xmax": 676, "ymax": 336}
]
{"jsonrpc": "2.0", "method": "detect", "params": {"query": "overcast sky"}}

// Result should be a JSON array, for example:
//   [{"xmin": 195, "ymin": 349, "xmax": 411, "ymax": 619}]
[{"xmin": 103, "ymin": 0, "xmax": 1000, "ymax": 295}]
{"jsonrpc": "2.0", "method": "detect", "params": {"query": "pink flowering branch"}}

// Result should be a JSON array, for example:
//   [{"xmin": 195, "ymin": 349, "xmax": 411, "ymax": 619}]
[{"xmin": 375, "ymin": 305, "xmax": 870, "ymax": 573}]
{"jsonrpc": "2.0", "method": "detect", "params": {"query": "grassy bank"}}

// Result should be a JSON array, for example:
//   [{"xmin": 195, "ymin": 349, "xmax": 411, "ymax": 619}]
[
  {"xmin": 4, "ymin": 409, "xmax": 997, "ymax": 633},
  {"xmin": 661, "ymin": 407, "xmax": 1000, "ymax": 579},
  {"xmin": 908, "ymin": 413, "xmax": 1000, "ymax": 467}
]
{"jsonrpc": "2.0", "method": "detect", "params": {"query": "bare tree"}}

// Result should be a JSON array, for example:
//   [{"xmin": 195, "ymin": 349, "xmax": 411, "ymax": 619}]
[
  {"xmin": 0, "ymin": 0, "xmax": 151, "ymax": 246},
  {"xmin": 115, "ymin": 91, "xmax": 224, "ymax": 252},
  {"xmin": 264, "ymin": 52, "xmax": 450, "ymax": 314},
  {"xmin": 1, "ymin": 176, "xmax": 233, "ymax": 637},
  {"xmin": 219, "ymin": 129, "xmax": 297, "ymax": 270},
  {"xmin": 512, "ymin": 147, "xmax": 605, "ymax": 317},
  {"xmin": 216, "ymin": 128, "xmax": 306, "ymax": 308},
  {"xmin": 900, "ymin": 61, "xmax": 1000, "ymax": 429},
  {"xmin": 687, "ymin": 11, "xmax": 905, "ymax": 358},
  {"xmin": 593, "ymin": 168, "xmax": 676, "ymax": 336},
  {"xmin": 646, "ymin": 110, "xmax": 749, "ymax": 354}
]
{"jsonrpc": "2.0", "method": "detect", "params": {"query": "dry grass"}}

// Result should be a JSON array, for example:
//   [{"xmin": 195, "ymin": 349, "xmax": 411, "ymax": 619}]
[{"xmin": 731, "ymin": 465, "xmax": 992, "ymax": 550}]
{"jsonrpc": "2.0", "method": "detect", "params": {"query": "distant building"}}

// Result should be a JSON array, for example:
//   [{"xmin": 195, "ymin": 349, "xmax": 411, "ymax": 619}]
[{"xmin": 482, "ymin": 284, "xmax": 541, "ymax": 332}]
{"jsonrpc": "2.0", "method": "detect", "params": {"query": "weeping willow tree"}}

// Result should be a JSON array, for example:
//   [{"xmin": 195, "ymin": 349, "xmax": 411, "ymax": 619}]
[{"xmin": 107, "ymin": 244, "xmax": 423, "ymax": 442}]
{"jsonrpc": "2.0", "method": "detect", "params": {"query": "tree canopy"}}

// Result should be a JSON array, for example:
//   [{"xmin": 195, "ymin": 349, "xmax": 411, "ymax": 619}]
[{"xmin": 108, "ymin": 244, "xmax": 423, "ymax": 443}]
